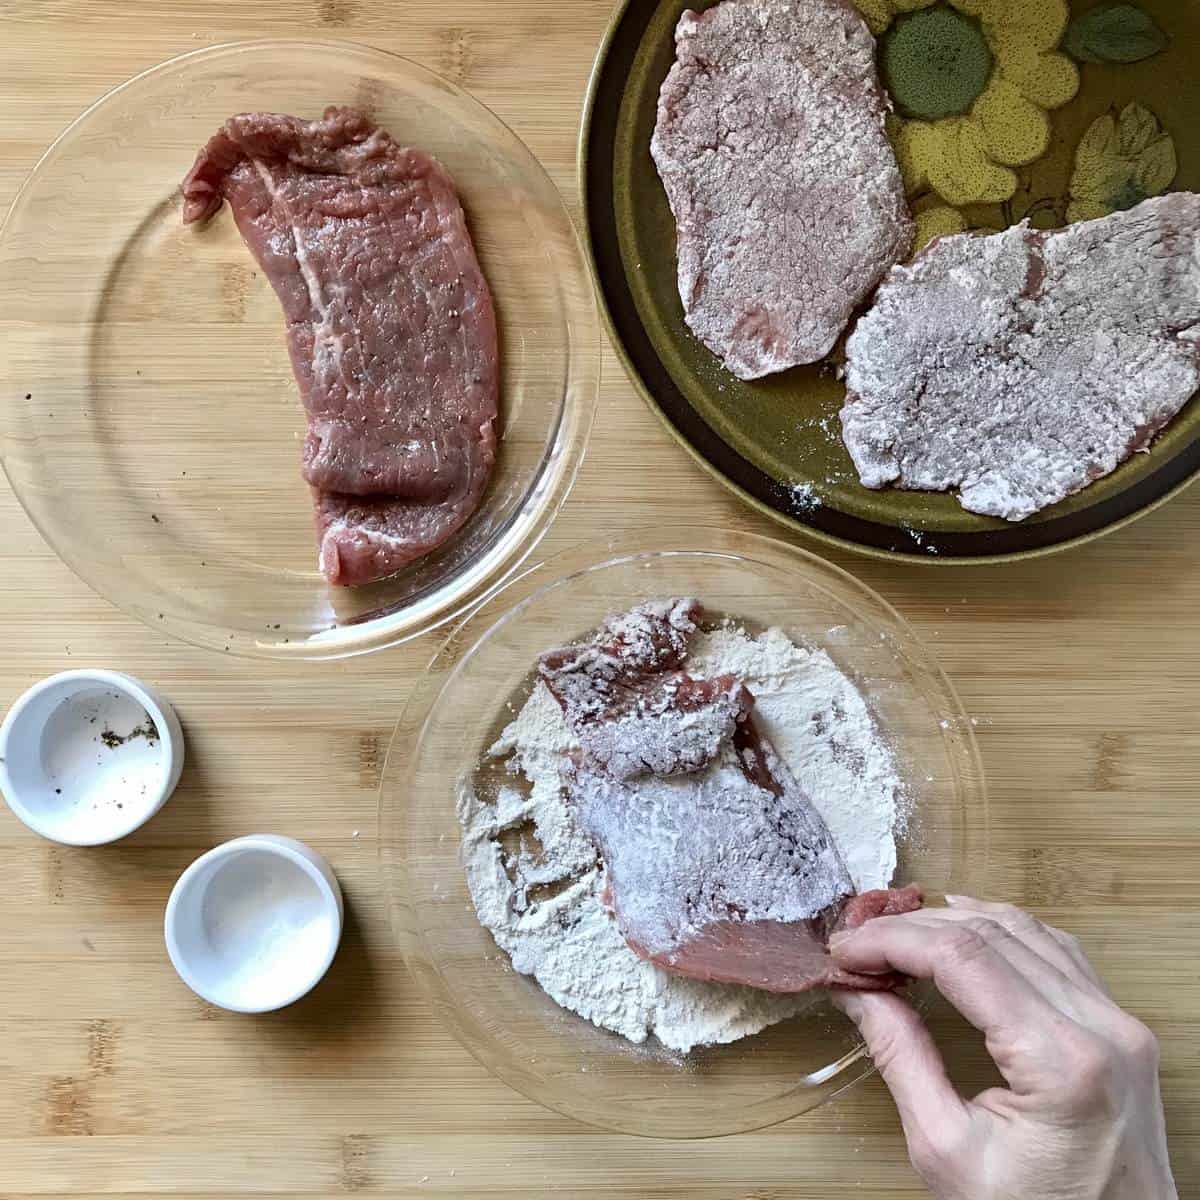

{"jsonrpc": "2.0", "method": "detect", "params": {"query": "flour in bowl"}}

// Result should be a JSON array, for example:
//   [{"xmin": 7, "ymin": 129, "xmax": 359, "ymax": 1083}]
[{"xmin": 457, "ymin": 623, "xmax": 906, "ymax": 1053}]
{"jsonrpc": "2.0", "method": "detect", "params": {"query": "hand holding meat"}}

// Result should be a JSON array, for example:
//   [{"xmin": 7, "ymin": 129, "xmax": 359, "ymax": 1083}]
[
  {"xmin": 832, "ymin": 898, "xmax": 1178, "ymax": 1200},
  {"xmin": 539, "ymin": 599, "xmax": 922, "ymax": 993}
]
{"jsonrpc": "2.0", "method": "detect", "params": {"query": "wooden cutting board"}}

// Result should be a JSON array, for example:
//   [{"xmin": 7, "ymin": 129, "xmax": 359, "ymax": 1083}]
[{"xmin": 0, "ymin": 2, "xmax": 1197, "ymax": 1196}]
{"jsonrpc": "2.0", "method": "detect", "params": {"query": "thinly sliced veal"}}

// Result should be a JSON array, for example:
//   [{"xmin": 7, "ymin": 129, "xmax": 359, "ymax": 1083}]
[
  {"xmin": 540, "ymin": 599, "xmax": 922, "ymax": 994},
  {"xmin": 183, "ymin": 107, "xmax": 498, "ymax": 585}
]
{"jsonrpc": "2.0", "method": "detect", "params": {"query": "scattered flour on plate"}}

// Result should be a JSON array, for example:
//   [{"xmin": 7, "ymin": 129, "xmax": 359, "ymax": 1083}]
[
  {"xmin": 457, "ymin": 624, "xmax": 906, "ymax": 1053},
  {"xmin": 789, "ymin": 481, "xmax": 822, "ymax": 515}
]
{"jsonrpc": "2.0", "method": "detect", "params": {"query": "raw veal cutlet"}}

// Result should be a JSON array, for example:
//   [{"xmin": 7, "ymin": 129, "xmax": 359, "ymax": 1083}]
[
  {"xmin": 842, "ymin": 194, "xmax": 1200, "ymax": 521},
  {"xmin": 539, "ymin": 599, "xmax": 923, "ymax": 994},
  {"xmin": 651, "ymin": 0, "xmax": 913, "ymax": 380},
  {"xmin": 182, "ymin": 107, "xmax": 498, "ymax": 586}
]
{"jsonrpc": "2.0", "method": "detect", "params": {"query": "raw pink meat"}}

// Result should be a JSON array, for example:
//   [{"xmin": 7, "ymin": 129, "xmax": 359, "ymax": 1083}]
[
  {"xmin": 542, "ymin": 600, "xmax": 923, "ymax": 993},
  {"xmin": 182, "ymin": 107, "xmax": 498, "ymax": 585}
]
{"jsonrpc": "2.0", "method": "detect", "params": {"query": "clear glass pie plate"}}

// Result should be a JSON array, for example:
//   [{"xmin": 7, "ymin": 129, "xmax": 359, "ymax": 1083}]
[
  {"xmin": 0, "ymin": 40, "xmax": 599, "ymax": 659},
  {"xmin": 382, "ymin": 529, "xmax": 988, "ymax": 1138}
]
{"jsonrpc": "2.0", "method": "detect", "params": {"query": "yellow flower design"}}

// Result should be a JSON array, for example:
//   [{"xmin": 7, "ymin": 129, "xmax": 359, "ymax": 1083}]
[
  {"xmin": 1067, "ymin": 102, "xmax": 1178, "ymax": 224},
  {"xmin": 857, "ymin": 0, "xmax": 1080, "ymax": 207},
  {"xmin": 912, "ymin": 204, "xmax": 969, "ymax": 254}
]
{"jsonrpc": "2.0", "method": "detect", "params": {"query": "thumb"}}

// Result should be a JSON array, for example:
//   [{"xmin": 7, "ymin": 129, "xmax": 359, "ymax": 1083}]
[{"xmin": 836, "ymin": 991, "xmax": 970, "ymax": 1149}]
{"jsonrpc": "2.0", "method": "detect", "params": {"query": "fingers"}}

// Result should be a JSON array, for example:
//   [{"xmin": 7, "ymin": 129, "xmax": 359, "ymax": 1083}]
[
  {"xmin": 836, "ymin": 991, "xmax": 970, "ymax": 1150},
  {"xmin": 936, "ymin": 900, "xmax": 1101, "ymax": 1001},
  {"xmin": 890, "ymin": 911, "xmax": 1085, "ymax": 1017},
  {"xmin": 945, "ymin": 896, "xmax": 1110, "ymax": 996},
  {"xmin": 1047, "ymin": 927, "xmax": 1111, "ymax": 996},
  {"xmin": 830, "ymin": 910, "xmax": 1071, "ymax": 1089}
]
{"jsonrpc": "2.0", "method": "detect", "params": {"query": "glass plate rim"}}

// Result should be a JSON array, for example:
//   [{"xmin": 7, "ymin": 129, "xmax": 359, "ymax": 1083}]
[
  {"xmin": 0, "ymin": 37, "xmax": 601, "ymax": 661},
  {"xmin": 379, "ymin": 525, "xmax": 990, "ymax": 1137}
]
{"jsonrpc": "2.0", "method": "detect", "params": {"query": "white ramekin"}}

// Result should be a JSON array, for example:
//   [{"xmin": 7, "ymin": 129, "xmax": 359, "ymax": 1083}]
[
  {"xmin": 0, "ymin": 669, "xmax": 185, "ymax": 845},
  {"xmin": 165, "ymin": 834, "xmax": 344, "ymax": 1013}
]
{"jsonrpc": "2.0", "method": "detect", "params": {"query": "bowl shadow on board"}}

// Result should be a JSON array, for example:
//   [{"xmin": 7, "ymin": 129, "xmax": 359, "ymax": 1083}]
[
  {"xmin": 142, "ymin": 716, "xmax": 219, "ymax": 847},
  {"xmin": 253, "ymin": 895, "xmax": 388, "ymax": 1052},
  {"xmin": 36, "ymin": 718, "xmax": 216, "ymax": 933}
]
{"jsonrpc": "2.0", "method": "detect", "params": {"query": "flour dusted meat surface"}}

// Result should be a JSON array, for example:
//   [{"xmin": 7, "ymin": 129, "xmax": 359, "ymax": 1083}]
[
  {"xmin": 541, "ymin": 599, "xmax": 923, "ymax": 993},
  {"xmin": 539, "ymin": 598, "xmax": 752, "ymax": 781},
  {"xmin": 562, "ymin": 730, "xmax": 922, "ymax": 993},
  {"xmin": 842, "ymin": 195, "xmax": 1200, "ymax": 521},
  {"xmin": 651, "ymin": 0, "xmax": 913, "ymax": 381},
  {"xmin": 182, "ymin": 107, "xmax": 498, "ymax": 585}
]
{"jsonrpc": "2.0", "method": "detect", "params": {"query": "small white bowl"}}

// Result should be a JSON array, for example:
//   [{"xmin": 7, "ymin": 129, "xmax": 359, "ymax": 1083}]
[
  {"xmin": 0, "ymin": 669, "xmax": 185, "ymax": 845},
  {"xmin": 165, "ymin": 835, "xmax": 344, "ymax": 1013}
]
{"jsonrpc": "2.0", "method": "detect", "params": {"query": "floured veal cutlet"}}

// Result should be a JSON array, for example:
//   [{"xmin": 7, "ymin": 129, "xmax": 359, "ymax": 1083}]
[
  {"xmin": 651, "ymin": 0, "xmax": 913, "ymax": 380},
  {"xmin": 539, "ymin": 598, "xmax": 753, "ymax": 781},
  {"xmin": 182, "ymin": 107, "xmax": 498, "ymax": 586},
  {"xmin": 539, "ymin": 599, "xmax": 922, "ymax": 994},
  {"xmin": 842, "ymin": 194, "xmax": 1200, "ymax": 521}
]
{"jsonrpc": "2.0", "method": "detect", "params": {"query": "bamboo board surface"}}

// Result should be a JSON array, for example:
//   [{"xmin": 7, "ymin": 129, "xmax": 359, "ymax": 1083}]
[{"xmin": 1, "ymin": 2, "xmax": 1198, "ymax": 1196}]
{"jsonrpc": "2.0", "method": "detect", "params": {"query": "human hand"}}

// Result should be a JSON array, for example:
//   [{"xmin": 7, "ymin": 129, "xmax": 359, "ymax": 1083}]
[{"xmin": 830, "ymin": 896, "xmax": 1178, "ymax": 1200}]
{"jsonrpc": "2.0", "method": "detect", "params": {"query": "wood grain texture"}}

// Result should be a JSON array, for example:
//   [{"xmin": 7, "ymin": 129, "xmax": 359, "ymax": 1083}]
[{"xmin": 0, "ymin": 1, "xmax": 1197, "ymax": 1195}]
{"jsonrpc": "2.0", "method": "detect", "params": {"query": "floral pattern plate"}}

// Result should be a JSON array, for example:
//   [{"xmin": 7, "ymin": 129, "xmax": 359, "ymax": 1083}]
[{"xmin": 581, "ymin": 0, "xmax": 1200, "ymax": 562}]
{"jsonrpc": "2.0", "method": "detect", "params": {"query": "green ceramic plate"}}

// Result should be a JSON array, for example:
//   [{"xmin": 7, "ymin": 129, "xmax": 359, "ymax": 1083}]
[{"xmin": 581, "ymin": 0, "xmax": 1200, "ymax": 562}]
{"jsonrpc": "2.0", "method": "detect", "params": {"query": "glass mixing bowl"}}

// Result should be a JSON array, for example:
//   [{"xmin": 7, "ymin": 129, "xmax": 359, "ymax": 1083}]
[
  {"xmin": 0, "ymin": 40, "xmax": 598, "ymax": 659},
  {"xmin": 382, "ymin": 528, "xmax": 987, "ymax": 1137}
]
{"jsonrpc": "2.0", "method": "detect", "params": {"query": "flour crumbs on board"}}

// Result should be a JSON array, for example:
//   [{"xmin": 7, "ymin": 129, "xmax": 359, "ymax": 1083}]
[{"xmin": 457, "ymin": 622, "xmax": 909, "ymax": 1053}]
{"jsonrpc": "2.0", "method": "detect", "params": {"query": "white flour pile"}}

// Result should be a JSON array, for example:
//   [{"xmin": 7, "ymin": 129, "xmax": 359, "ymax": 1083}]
[{"xmin": 457, "ymin": 624, "xmax": 906, "ymax": 1053}]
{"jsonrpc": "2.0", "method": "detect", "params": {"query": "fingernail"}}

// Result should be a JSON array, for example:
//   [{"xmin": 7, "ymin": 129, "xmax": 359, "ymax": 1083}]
[{"xmin": 944, "ymin": 894, "xmax": 969, "ymax": 907}]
